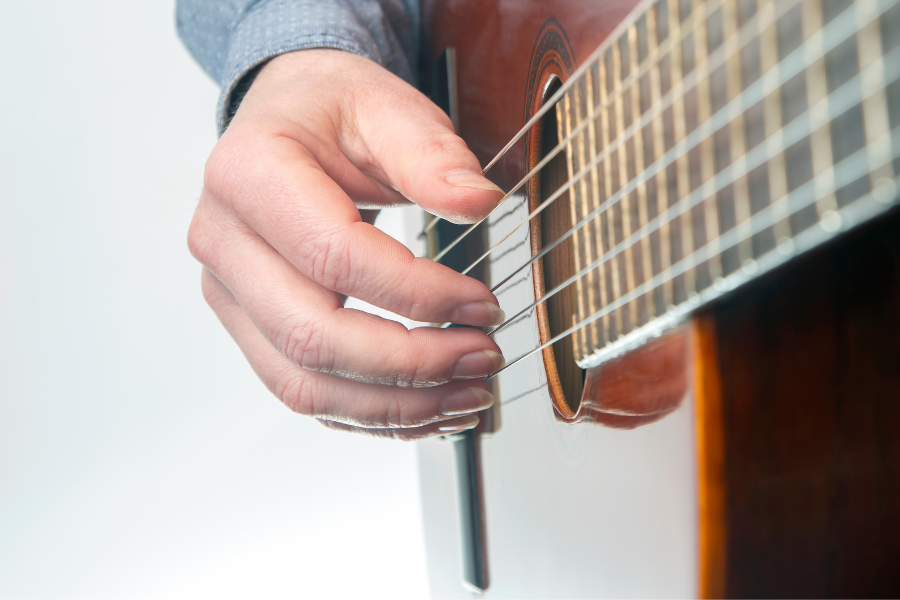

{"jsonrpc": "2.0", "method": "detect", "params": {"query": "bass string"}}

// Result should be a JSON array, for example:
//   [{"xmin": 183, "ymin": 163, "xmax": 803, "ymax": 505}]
[
  {"xmin": 433, "ymin": 0, "xmax": 882, "ymax": 329},
  {"xmin": 492, "ymin": 127, "xmax": 900, "ymax": 342},
  {"xmin": 425, "ymin": 0, "xmax": 778, "ymax": 249},
  {"xmin": 484, "ymin": 43, "xmax": 900, "ymax": 336},
  {"xmin": 420, "ymin": 0, "xmax": 722, "ymax": 237},
  {"xmin": 485, "ymin": 141, "xmax": 900, "ymax": 381},
  {"xmin": 479, "ymin": 0, "xmax": 664, "ymax": 175},
  {"xmin": 431, "ymin": 0, "xmax": 858, "ymax": 275}
]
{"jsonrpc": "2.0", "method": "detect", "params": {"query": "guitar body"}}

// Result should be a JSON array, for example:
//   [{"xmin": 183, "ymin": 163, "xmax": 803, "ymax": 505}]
[{"xmin": 416, "ymin": 1, "xmax": 900, "ymax": 597}]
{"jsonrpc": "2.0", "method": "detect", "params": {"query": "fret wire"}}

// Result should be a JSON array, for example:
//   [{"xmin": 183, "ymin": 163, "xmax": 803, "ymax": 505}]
[
  {"xmin": 486, "ymin": 50, "xmax": 899, "ymax": 336},
  {"xmin": 478, "ymin": 0, "xmax": 725, "ymax": 177},
  {"xmin": 857, "ymin": 0, "xmax": 896, "ymax": 191},
  {"xmin": 487, "ymin": 135, "xmax": 899, "ymax": 378},
  {"xmin": 428, "ymin": 0, "xmax": 791, "ymax": 262},
  {"xmin": 669, "ymin": 0, "xmax": 697, "ymax": 298},
  {"xmin": 648, "ymin": 2, "xmax": 675, "ymax": 308},
  {"xmin": 480, "ymin": 0, "xmax": 877, "ymax": 298},
  {"xmin": 564, "ymin": 89, "xmax": 592, "ymax": 356},
  {"xmin": 629, "ymin": 22, "xmax": 659, "ymax": 321},
  {"xmin": 613, "ymin": 38, "xmax": 640, "ymax": 334},
  {"xmin": 555, "ymin": 100, "xmax": 586, "ymax": 356},
  {"xmin": 726, "ymin": 0, "xmax": 753, "ymax": 266},
  {"xmin": 600, "ymin": 50, "xmax": 626, "ymax": 338},
  {"xmin": 575, "ymin": 80, "xmax": 599, "ymax": 351},
  {"xmin": 585, "ymin": 65, "xmax": 611, "ymax": 346},
  {"xmin": 608, "ymin": 43, "xmax": 637, "ymax": 336},
  {"xmin": 804, "ymin": 0, "xmax": 838, "ymax": 218},
  {"xmin": 573, "ymin": 78, "xmax": 602, "ymax": 352},
  {"xmin": 695, "ymin": 1, "xmax": 724, "ymax": 285},
  {"xmin": 759, "ymin": 1, "xmax": 792, "ymax": 247},
  {"xmin": 420, "ymin": 0, "xmax": 718, "ymax": 238}
]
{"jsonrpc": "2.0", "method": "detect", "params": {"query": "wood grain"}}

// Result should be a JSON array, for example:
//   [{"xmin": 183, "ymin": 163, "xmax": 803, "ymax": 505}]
[{"xmin": 712, "ymin": 209, "xmax": 900, "ymax": 598}]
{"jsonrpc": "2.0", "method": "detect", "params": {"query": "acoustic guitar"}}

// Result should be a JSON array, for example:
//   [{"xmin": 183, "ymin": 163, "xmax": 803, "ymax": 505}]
[{"xmin": 415, "ymin": 0, "xmax": 900, "ymax": 596}]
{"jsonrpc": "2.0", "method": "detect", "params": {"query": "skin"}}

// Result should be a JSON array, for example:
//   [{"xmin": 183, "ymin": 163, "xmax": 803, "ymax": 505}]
[{"xmin": 188, "ymin": 49, "xmax": 507, "ymax": 440}]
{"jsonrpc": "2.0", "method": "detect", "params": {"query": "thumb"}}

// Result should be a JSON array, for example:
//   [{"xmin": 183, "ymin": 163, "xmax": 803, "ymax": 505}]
[{"xmin": 357, "ymin": 87, "xmax": 505, "ymax": 224}]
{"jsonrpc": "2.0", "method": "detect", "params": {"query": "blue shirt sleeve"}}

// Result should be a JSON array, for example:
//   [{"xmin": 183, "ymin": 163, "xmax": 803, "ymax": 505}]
[{"xmin": 176, "ymin": 0, "xmax": 419, "ymax": 133}]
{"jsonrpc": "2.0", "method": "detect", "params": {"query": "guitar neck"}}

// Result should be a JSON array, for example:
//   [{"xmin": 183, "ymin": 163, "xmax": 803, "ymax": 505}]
[{"xmin": 544, "ymin": 0, "xmax": 900, "ymax": 368}]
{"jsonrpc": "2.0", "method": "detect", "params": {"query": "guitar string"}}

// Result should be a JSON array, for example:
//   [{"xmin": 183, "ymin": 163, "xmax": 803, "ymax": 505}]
[
  {"xmin": 425, "ymin": 0, "xmax": 784, "ymax": 254},
  {"xmin": 486, "ymin": 137, "xmax": 900, "ymax": 381},
  {"xmin": 431, "ymin": 0, "xmax": 863, "ymax": 277},
  {"xmin": 434, "ymin": 0, "xmax": 879, "ymax": 329},
  {"xmin": 481, "ymin": 0, "xmax": 696, "ymax": 174},
  {"xmin": 483, "ymin": 0, "xmax": 831, "ymax": 296},
  {"xmin": 420, "ymin": 0, "xmax": 723, "ymax": 237},
  {"xmin": 486, "ymin": 47, "xmax": 900, "ymax": 337}
]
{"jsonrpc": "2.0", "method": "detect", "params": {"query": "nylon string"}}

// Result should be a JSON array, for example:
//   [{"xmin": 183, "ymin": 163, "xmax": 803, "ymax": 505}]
[
  {"xmin": 487, "ymin": 136, "xmax": 900, "ymax": 380},
  {"xmin": 434, "ymin": 0, "xmax": 882, "ymax": 329},
  {"xmin": 486, "ymin": 40, "xmax": 900, "ymax": 336}
]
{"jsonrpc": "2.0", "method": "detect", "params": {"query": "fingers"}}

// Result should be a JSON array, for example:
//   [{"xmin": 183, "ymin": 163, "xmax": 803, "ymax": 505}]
[
  {"xmin": 317, "ymin": 415, "xmax": 479, "ymax": 441},
  {"xmin": 239, "ymin": 49, "xmax": 505, "ymax": 224},
  {"xmin": 202, "ymin": 51, "xmax": 507, "ymax": 325},
  {"xmin": 193, "ymin": 215, "xmax": 504, "ymax": 385},
  {"xmin": 202, "ymin": 269, "xmax": 496, "ymax": 429},
  {"xmin": 352, "ymin": 97, "xmax": 505, "ymax": 224},
  {"xmin": 194, "ymin": 148, "xmax": 505, "ymax": 326}
]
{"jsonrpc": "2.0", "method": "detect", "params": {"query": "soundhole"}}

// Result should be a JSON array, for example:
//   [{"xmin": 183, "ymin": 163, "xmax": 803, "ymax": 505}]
[{"xmin": 536, "ymin": 79, "xmax": 585, "ymax": 415}]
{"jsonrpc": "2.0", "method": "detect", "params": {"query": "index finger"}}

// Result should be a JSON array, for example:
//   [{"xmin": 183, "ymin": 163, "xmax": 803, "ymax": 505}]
[{"xmin": 208, "ymin": 133, "xmax": 505, "ymax": 326}]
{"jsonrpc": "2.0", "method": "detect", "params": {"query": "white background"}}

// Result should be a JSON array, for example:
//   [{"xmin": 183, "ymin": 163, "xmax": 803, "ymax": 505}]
[{"xmin": 0, "ymin": 2, "xmax": 429, "ymax": 597}]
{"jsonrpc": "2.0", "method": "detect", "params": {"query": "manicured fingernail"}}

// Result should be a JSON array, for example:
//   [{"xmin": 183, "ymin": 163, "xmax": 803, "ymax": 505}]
[
  {"xmin": 441, "ymin": 387, "xmax": 495, "ymax": 416},
  {"xmin": 450, "ymin": 301, "xmax": 506, "ymax": 326},
  {"xmin": 444, "ymin": 168, "xmax": 504, "ymax": 193},
  {"xmin": 451, "ymin": 350, "xmax": 506, "ymax": 379},
  {"xmin": 439, "ymin": 414, "xmax": 480, "ymax": 432}
]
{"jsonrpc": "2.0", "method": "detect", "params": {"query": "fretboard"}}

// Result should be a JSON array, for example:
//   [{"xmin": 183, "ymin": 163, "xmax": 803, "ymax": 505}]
[{"xmin": 552, "ymin": 0, "xmax": 900, "ymax": 368}]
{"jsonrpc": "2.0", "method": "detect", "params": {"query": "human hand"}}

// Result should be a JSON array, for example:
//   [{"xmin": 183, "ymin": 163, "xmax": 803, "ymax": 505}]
[{"xmin": 188, "ymin": 49, "xmax": 506, "ymax": 440}]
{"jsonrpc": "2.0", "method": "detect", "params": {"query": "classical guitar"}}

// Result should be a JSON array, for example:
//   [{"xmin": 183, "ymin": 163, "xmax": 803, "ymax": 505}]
[{"xmin": 416, "ymin": 0, "xmax": 900, "ymax": 596}]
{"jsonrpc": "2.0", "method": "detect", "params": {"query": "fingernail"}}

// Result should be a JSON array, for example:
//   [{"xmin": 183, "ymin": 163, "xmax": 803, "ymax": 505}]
[
  {"xmin": 451, "ymin": 350, "xmax": 505, "ymax": 379},
  {"xmin": 441, "ymin": 387, "xmax": 495, "ymax": 416},
  {"xmin": 450, "ymin": 301, "xmax": 506, "ymax": 326},
  {"xmin": 444, "ymin": 168, "xmax": 504, "ymax": 193},
  {"xmin": 439, "ymin": 414, "xmax": 480, "ymax": 432}
]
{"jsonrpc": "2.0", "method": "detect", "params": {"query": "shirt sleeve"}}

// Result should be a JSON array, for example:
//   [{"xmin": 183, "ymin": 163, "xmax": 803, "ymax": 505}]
[{"xmin": 176, "ymin": 0, "xmax": 420, "ymax": 133}]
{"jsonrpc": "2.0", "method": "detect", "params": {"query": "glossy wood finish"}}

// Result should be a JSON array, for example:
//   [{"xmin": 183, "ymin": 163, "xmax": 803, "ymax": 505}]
[
  {"xmin": 518, "ymin": 5, "xmax": 692, "ymax": 426},
  {"xmin": 525, "ymin": 33, "xmax": 582, "ymax": 418},
  {"xmin": 693, "ymin": 313, "xmax": 727, "ymax": 599},
  {"xmin": 710, "ymin": 209, "xmax": 900, "ymax": 597},
  {"xmin": 581, "ymin": 327, "xmax": 689, "ymax": 426},
  {"xmin": 421, "ymin": 0, "xmax": 638, "ymax": 190},
  {"xmin": 418, "ymin": 0, "xmax": 900, "ymax": 597}
]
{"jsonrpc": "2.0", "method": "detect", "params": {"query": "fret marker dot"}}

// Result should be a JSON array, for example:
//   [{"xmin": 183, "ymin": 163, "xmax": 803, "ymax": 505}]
[
  {"xmin": 742, "ymin": 259, "xmax": 758, "ymax": 275},
  {"xmin": 713, "ymin": 277, "xmax": 728, "ymax": 291},
  {"xmin": 873, "ymin": 178, "xmax": 898, "ymax": 205},
  {"xmin": 777, "ymin": 238, "xmax": 795, "ymax": 256},
  {"xmin": 820, "ymin": 211, "xmax": 842, "ymax": 233}
]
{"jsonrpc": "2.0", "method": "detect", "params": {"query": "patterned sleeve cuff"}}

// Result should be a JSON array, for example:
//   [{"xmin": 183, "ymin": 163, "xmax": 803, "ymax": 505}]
[{"xmin": 216, "ymin": 0, "xmax": 414, "ymax": 134}]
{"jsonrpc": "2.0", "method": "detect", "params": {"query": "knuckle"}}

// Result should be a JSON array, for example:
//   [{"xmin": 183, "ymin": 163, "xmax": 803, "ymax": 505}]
[
  {"xmin": 277, "ymin": 369, "xmax": 323, "ymax": 417},
  {"xmin": 202, "ymin": 141, "xmax": 244, "ymax": 201},
  {"xmin": 305, "ymin": 230, "xmax": 354, "ymax": 291},
  {"xmin": 430, "ymin": 133, "xmax": 470, "ymax": 158},
  {"xmin": 279, "ymin": 316, "xmax": 334, "ymax": 373}
]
